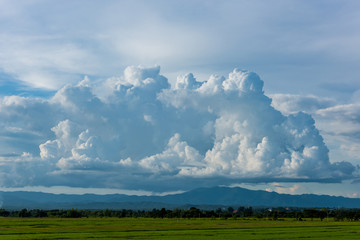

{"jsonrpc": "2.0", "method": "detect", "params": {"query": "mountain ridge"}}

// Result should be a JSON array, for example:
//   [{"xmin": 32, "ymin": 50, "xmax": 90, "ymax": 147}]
[{"xmin": 1, "ymin": 186, "xmax": 359, "ymax": 210}]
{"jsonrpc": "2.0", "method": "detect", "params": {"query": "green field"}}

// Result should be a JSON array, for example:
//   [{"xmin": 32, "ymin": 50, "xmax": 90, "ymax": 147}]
[{"xmin": 1, "ymin": 218, "xmax": 360, "ymax": 239}]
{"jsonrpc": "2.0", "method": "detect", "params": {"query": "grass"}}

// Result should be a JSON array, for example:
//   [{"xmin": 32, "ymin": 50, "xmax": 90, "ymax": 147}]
[{"xmin": 1, "ymin": 218, "xmax": 360, "ymax": 239}]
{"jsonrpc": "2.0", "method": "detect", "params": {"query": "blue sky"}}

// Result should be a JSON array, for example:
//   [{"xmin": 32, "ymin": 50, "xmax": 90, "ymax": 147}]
[{"xmin": 0, "ymin": 0, "xmax": 360, "ymax": 198}]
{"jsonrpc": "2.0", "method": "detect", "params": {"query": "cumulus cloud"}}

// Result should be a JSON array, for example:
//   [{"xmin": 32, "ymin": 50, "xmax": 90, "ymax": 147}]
[
  {"xmin": 0, "ymin": 66, "xmax": 357, "ymax": 191},
  {"xmin": 313, "ymin": 103, "xmax": 360, "ymax": 165},
  {"xmin": 271, "ymin": 93, "xmax": 360, "ymax": 169},
  {"xmin": 271, "ymin": 94, "xmax": 336, "ymax": 115},
  {"xmin": 139, "ymin": 133, "xmax": 203, "ymax": 174}
]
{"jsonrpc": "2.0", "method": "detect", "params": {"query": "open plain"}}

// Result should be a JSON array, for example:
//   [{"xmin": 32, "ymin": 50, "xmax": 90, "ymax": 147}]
[{"xmin": 1, "ymin": 218, "xmax": 360, "ymax": 239}]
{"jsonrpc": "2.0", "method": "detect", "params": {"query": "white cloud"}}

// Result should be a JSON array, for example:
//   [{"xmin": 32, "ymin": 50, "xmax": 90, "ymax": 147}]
[
  {"xmin": 270, "ymin": 93, "xmax": 360, "ymax": 167},
  {"xmin": 271, "ymin": 94, "xmax": 336, "ymax": 115},
  {"xmin": 1, "ymin": 0, "xmax": 360, "ymax": 101},
  {"xmin": 139, "ymin": 133, "xmax": 203, "ymax": 174},
  {"xmin": 0, "ymin": 66, "xmax": 356, "ymax": 191},
  {"xmin": 272, "ymin": 183, "xmax": 305, "ymax": 195},
  {"xmin": 0, "ymin": 34, "xmax": 99, "ymax": 89},
  {"xmin": 314, "ymin": 103, "xmax": 360, "ymax": 165}
]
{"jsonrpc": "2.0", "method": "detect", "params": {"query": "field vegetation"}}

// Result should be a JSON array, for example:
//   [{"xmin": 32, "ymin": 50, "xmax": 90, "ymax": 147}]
[
  {"xmin": 1, "ymin": 207, "xmax": 360, "ymax": 239},
  {"xmin": 1, "ymin": 217, "xmax": 360, "ymax": 239}
]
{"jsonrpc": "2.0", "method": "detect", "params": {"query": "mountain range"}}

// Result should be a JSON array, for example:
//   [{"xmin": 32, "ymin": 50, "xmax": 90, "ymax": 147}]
[{"xmin": 1, "ymin": 187, "xmax": 360, "ymax": 210}]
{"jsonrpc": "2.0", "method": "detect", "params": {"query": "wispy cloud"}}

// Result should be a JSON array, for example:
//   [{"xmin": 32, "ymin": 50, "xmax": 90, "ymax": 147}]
[{"xmin": 1, "ymin": 0, "xmax": 360, "ymax": 98}]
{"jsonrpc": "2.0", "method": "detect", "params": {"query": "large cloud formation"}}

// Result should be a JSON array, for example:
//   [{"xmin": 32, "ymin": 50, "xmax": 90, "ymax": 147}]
[{"xmin": 0, "ymin": 66, "xmax": 357, "ymax": 191}]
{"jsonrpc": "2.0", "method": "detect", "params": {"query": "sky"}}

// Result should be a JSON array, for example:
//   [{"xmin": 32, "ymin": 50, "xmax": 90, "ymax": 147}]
[{"xmin": 0, "ymin": 0, "xmax": 360, "ymax": 198}]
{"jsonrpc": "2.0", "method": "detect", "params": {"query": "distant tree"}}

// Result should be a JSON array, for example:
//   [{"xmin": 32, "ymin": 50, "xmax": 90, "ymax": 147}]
[
  {"xmin": 244, "ymin": 207, "xmax": 253, "ymax": 217},
  {"xmin": 334, "ymin": 208, "xmax": 345, "ymax": 221},
  {"xmin": 320, "ymin": 208, "xmax": 328, "ymax": 221},
  {"xmin": 104, "ymin": 209, "xmax": 112, "ymax": 217},
  {"xmin": 18, "ymin": 208, "xmax": 30, "ymax": 218},
  {"xmin": 159, "ymin": 208, "xmax": 167, "ymax": 218},
  {"xmin": 237, "ymin": 206, "xmax": 245, "ymax": 217},
  {"xmin": 304, "ymin": 208, "xmax": 319, "ymax": 221},
  {"xmin": 66, "ymin": 208, "xmax": 81, "ymax": 218},
  {"xmin": 272, "ymin": 211, "xmax": 279, "ymax": 220},
  {"xmin": 0, "ymin": 209, "xmax": 10, "ymax": 217},
  {"xmin": 29, "ymin": 209, "xmax": 48, "ymax": 218},
  {"xmin": 189, "ymin": 207, "xmax": 201, "ymax": 219}
]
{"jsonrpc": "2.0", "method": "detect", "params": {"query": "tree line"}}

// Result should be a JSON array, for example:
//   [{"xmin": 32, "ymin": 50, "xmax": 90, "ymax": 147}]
[{"xmin": 1, "ymin": 206, "xmax": 360, "ymax": 221}]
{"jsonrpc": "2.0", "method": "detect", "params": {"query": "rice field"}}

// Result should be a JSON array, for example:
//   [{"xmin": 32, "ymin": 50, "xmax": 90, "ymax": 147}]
[{"xmin": 1, "ymin": 217, "xmax": 360, "ymax": 239}]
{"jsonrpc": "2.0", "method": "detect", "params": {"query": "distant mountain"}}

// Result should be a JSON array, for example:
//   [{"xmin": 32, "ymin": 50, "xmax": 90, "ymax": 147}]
[{"xmin": 1, "ymin": 187, "xmax": 360, "ymax": 210}]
